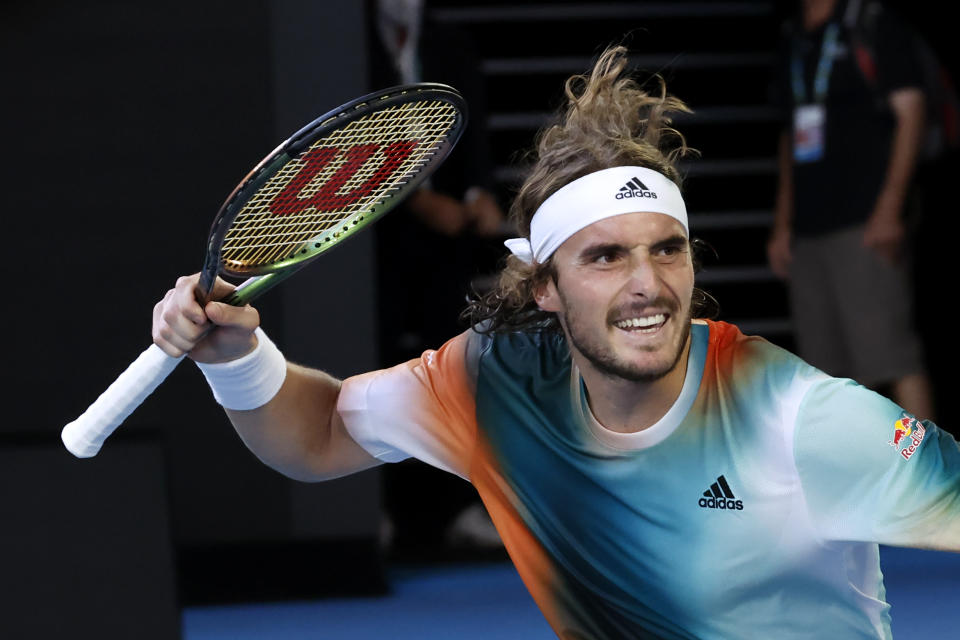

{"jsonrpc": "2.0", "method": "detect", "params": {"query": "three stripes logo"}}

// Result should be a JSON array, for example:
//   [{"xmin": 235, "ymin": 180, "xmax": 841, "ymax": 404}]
[
  {"xmin": 698, "ymin": 475, "xmax": 744, "ymax": 511},
  {"xmin": 615, "ymin": 176, "xmax": 659, "ymax": 200}
]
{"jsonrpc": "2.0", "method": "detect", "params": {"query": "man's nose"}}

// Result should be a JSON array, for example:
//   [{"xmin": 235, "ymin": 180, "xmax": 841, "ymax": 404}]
[{"xmin": 625, "ymin": 254, "xmax": 661, "ymax": 299}]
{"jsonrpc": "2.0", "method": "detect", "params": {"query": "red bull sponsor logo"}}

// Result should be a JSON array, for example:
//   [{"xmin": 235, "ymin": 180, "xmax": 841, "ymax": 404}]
[
  {"xmin": 888, "ymin": 415, "xmax": 926, "ymax": 460},
  {"xmin": 899, "ymin": 424, "xmax": 926, "ymax": 460},
  {"xmin": 889, "ymin": 417, "xmax": 914, "ymax": 447}
]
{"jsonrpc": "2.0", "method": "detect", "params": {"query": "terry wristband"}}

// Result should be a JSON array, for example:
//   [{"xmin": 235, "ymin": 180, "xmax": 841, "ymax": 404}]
[{"xmin": 195, "ymin": 327, "xmax": 287, "ymax": 411}]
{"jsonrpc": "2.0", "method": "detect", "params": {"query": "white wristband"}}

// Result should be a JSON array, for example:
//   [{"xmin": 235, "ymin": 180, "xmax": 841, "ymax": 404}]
[{"xmin": 195, "ymin": 327, "xmax": 287, "ymax": 411}]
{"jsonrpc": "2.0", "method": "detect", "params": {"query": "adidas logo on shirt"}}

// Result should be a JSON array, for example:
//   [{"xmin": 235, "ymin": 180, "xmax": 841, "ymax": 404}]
[
  {"xmin": 615, "ymin": 177, "xmax": 658, "ymax": 200},
  {"xmin": 698, "ymin": 475, "xmax": 744, "ymax": 511}
]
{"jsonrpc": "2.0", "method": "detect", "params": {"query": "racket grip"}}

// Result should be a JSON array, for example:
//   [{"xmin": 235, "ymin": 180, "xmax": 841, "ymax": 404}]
[{"xmin": 61, "ymin": 344, "xmax": 186, "ymax": 458}]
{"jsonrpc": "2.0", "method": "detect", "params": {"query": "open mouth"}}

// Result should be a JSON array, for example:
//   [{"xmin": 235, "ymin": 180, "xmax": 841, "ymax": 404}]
[{"xmin": 613, "ymin": 313, "xmax": 668, "ymax": 334}]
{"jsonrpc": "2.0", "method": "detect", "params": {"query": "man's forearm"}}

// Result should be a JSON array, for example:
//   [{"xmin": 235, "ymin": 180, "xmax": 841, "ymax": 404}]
[
  {"xmin": 877, "ymin": 88, "xmax": 926, "ymax": 214},
  {"xmin": 225, "ymin": 363, "xmax": 378, "ymax": 482},
  {"xmin": 774, "ymin": 129, "xmax": 794, "ymax": 231}
]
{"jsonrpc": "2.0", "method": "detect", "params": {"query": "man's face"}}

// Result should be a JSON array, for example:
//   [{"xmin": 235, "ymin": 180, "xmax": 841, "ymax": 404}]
[{"xmin": 536, "ymin": 212, "xmax": 694, "ymax": 383}]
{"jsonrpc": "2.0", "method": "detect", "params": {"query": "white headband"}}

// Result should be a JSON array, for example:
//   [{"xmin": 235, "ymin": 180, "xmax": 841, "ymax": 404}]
[{"xmin": 504, "ymin": 166, "xmax": 687, "ymax": 264}]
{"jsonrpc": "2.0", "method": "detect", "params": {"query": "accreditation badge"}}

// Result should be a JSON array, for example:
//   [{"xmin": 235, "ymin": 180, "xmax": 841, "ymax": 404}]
[{"xmin": 793, "ymin": 104, "xmax": 826, "ymax": 163}]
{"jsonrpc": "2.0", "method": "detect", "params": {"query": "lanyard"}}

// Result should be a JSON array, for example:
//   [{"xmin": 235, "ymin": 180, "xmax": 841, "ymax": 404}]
[{"xmin": 791, "ymin": 22, "xmax": 840, "ymax": 104}]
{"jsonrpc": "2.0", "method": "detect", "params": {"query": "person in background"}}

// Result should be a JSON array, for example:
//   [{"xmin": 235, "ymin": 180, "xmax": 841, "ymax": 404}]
[
  {"xmin": 768, "ymin": 0, "xmax": 935, "ymax": 419},
  {"xmin": 368, "ymin": 0, "xmax": 508, "ymax": 554}
]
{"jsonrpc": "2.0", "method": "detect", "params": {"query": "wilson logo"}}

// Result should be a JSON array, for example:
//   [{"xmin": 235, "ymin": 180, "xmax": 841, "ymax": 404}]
[
  {"xmin": 698, "ymin": 475, "xmax": 744, "ymax": 510},
  {"xmin": 615, "ymin": 176, "xmax": 658, "ymax": 200},
  {"xmin": 270, "ymin": 140, "xmax": 418, "ymax": 216}
]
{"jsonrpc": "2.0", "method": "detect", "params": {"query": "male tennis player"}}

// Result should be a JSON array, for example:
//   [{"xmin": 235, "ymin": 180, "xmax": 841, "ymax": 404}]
[{"xmin": 154, "ymin": 47, "xmax": 960, "ymax": 639}]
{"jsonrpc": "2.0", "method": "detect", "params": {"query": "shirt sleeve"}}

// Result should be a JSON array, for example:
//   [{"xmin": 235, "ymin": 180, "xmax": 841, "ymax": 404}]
[
  {"xmin": 793, "ymin": 378, "xmax": 960, "ymax": 550},
  {"xmin": 873, "ymin": 9, "xmax": 924, "ymax": 94},
  {"xmin": 336, "ymin": 331, "xmax": 479, "ymax": 480}
]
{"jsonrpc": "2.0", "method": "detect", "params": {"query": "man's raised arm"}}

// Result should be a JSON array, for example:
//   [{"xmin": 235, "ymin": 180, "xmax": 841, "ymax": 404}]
[{"xmin": 152, "ymin": 274, "xmax": 381, "ymax": 482}]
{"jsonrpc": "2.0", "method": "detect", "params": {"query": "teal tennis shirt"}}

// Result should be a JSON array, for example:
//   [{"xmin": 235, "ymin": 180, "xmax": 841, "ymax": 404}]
[{"xmin": 339, "ymin": 320, "xmax": 960, "ymax": 638}]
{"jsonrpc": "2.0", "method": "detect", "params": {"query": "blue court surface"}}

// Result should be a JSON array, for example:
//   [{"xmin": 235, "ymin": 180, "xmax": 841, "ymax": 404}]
[{"xmin": 183, "ymin": 546, "xmax": 959, "ymax": 639}]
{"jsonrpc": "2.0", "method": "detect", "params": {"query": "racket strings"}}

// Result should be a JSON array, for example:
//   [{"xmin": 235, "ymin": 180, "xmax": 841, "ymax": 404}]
[{"xmin": 220, "ymin": 99, "xmax": 457, "ymax": 269}]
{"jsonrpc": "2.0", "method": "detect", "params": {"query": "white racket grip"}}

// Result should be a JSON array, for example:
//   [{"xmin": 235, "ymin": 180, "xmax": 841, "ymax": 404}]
[{"xmin": 62, "ymin": 344, "xmax": 186, "ymax": 458}]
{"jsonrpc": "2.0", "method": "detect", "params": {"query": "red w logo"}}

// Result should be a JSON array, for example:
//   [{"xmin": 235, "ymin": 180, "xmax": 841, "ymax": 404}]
[{"xmin": 270, "ymin": 140, "xmax": 418, "ymax": 216}]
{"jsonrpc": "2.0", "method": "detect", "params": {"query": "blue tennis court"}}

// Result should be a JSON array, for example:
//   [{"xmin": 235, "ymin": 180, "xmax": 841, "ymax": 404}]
[{"xmin": 183, "ymin": 546, "xmax": 959, "ymax": 639}]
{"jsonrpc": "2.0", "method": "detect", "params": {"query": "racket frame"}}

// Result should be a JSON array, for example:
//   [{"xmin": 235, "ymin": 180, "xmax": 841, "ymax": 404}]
[{"xmin": 198, "ymin": 83, "xmax": 467, "ymax": 305}]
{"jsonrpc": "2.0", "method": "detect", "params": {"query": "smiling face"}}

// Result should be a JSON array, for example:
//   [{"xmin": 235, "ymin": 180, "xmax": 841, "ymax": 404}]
[{"xmin": 535, "ymin": 211, "xmax": 695, "ymax": 383}]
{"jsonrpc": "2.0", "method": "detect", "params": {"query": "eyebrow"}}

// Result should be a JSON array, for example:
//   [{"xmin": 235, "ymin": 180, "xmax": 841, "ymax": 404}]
[
  {"xmin": 649, "ymin": 234, "xmax": 690, "ymax": 251},
  {"xmin": 578, "ymin": 234, "xmax": 689, "ymax": 260},
  {"xmin": 578, "ymin": 242, "xmax": 627, "ymax": 261}
]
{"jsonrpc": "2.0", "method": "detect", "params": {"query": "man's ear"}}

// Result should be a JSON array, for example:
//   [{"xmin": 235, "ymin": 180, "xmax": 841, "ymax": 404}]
[{"xmin": 534, "ymin": 277, "xmax": 563, "ymax": 313}]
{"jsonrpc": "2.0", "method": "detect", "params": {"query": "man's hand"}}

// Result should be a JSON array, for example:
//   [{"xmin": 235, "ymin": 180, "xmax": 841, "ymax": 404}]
[
  {"xmin": 464, "ymin": 187, "xmax": 507, "ymax": 237},
  {"xmin": 862, "ymin": 196, "xmax": 906, "ymax": 263},
  {"xmin": 408, "ymin": 187, "xmax": 508, "ymax": 237},
  {"xmin": 152, "ymin": 274, "xmax": 260, "ymax": 363},
  {"xmin": 407, "ymin": 189, "xmax": 470, "ymax": 235}
]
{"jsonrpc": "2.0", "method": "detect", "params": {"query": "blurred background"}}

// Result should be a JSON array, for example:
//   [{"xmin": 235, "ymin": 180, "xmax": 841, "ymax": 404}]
[{"xmin": 1, "ymin": 0, "xmax": 957, "ymax": 638}]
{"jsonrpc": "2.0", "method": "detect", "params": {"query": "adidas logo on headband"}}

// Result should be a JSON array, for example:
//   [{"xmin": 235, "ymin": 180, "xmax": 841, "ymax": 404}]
[{"xmin": 615, "ymin": 176, "xmax": 658, "ymax": 200}]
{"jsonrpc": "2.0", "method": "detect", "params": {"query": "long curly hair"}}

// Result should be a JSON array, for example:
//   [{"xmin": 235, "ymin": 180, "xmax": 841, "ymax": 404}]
[{"xmin": 463, "ymin": 45, "xmax": 715, "ymax": 334}]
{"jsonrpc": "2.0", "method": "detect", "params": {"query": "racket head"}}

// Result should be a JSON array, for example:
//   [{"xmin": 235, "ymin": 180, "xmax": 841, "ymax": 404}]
[{"xmin": 200, "ymin": 83, "xmax": 467, "ymax": 295}]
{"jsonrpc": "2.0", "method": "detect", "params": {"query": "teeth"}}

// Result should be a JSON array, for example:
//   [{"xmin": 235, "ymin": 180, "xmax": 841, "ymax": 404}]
[{"xmin": 615, "ymin": 314, "xmax": 665, "ymax": 330}]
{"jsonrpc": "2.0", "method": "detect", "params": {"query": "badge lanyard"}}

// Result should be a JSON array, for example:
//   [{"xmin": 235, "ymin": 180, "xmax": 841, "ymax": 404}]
[
  {"xmin": 791, "ymin": 22, "xmax": 841, "ymax": 105},
  {"xmin": 790, "ymin": 23, "xmax": 840, "ymax": 162}
]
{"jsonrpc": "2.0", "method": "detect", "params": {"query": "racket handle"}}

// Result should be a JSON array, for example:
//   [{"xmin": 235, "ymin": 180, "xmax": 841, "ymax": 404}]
[{"xmin": 61, "ymin": 344, "xmax": 186, "ymax": 458}]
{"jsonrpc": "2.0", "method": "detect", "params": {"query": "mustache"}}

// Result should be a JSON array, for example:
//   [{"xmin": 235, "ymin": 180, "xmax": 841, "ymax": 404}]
[{"xmin": 606, "ymin": 299, "xmax": 679, "ymax": 324}]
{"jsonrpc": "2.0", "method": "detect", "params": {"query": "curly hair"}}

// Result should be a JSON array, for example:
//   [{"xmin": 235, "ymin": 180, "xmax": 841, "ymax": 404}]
[{"xmin": 463, "ymin": 45, "xmax": 714, "ymax": 333}]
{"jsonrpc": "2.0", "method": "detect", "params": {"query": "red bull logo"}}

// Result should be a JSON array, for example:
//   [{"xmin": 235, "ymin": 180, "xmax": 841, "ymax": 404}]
[
  {"xmin": 888, "ymin": 415, "xmax": 926, "ymax": 460},
  {"xmin": 889, "ymin": 417, "xmax": 914, "ymax": 447}
]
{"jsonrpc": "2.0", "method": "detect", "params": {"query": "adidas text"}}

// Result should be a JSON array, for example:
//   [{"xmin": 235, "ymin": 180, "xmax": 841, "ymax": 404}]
[
  {"xmin": 615, "ymin": 190, "xmax": 658, "ymax": 200},
  {"xmin": 698, "ymin": 497, "xmax": 744, "ymax": 510}
]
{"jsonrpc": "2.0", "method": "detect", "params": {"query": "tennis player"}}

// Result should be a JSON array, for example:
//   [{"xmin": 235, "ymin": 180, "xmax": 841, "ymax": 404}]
[{"xmin": 154, "ymin": 47, "xmax": 960, "ymax": 639}]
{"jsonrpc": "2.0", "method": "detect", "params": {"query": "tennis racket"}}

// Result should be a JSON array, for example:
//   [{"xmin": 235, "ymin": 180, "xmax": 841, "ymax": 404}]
[{"xmin": 62, "ymin": 83, "xmax": 467, "ymax": 458}]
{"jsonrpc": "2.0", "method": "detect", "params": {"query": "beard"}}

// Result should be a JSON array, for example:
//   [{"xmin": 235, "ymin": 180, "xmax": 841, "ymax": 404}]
[{"xmin": 560, "ymin": 294, "xmax": 692, "ymax": 383}]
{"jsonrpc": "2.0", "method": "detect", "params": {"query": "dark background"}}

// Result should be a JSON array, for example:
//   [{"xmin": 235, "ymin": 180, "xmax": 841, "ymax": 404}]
[{"xmin": 0, "ymin": 1, "xmax": 955, "ymax": 638}]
